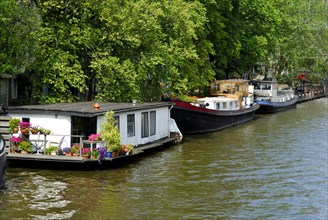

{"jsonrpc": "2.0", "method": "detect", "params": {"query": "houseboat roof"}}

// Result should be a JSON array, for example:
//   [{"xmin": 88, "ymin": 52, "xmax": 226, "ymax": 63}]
[{"xmin": 4, "ymin": 101, "xmax": 173, "ymax": 117}]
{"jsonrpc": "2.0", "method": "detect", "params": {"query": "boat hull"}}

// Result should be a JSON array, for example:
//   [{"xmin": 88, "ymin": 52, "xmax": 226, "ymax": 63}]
[
  {"xmin": 170, "ymin": 101, "xmax": 260, "ymax": 134},
  {"xmin": 255, "ymin": 96, "xmax": 299, "ymax": 114},
  {"xmin": 0, "ymin": 135, "xmax": 6, "ymax": 188}
]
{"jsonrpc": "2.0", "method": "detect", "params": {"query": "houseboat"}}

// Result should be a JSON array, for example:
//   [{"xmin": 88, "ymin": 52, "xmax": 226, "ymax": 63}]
[
  {"xmin": 295, "ymin": 76, "xmax": 327, "ymax": 102},
  {"xmin": 252, "ymin": 78, "xmax": 299, "ymax": 113},
  {"xmin": 0, "ymin": 134, "xmax": 6, "ymax": 188},
  {"xmin": 3, "ymin": 101, "xmax": 181, "ymax": 169},
  {"xmin": 169, "ymin": 80, "xmax": 260, "ymax": 134}
]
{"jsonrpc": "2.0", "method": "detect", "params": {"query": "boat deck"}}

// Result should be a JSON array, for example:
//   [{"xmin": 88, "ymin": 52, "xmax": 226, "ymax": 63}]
[{"xmin": 6, "ymin": 138, "xmax": 176, "ymax": 169}]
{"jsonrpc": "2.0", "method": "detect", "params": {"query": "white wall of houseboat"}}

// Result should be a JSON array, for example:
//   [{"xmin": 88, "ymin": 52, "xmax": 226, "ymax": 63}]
[
  {"xmin": 9, "ymin": 106, "xmax": 171, "ymax": 148},
  {"xmin": 96, "ymin": 106, "xmax": 170, "ymax": 146},
  {"xmin": 8, "ymin": 113, "xmax": 72, "ymax": 148}
]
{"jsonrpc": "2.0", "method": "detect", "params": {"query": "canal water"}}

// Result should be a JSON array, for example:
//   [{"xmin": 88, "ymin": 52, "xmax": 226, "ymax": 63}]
[{"xmin": 0, "ymin": 98, "xmax": 327, "ymax": 220}]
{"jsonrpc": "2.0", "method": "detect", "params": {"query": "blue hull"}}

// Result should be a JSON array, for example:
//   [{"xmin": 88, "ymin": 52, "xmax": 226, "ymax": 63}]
[{"xmin": 255, "ymin": 96, "xmax": 299, "ymax": 114}]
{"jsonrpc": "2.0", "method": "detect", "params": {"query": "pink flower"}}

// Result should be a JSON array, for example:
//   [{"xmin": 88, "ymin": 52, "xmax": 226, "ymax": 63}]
[
  {"xmin": 82, "ymin": 148, "xmax": 91, "ymax": 156},
  {"xmin": 10, "ymin": 136, "xmax": 23, "ymax": 144},
  {"xmin": 19, "ymin": 122, "xmax": 31, "ymax": 129},
  {"xmin": 88, "ymin": 133, "xmax": 102, "ymax": 141}
]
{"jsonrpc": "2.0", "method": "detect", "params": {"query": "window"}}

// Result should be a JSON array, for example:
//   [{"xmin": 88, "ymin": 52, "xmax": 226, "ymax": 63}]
[
  {"xmin": 141, "ymin": 112, "xmax": 149, "ymax": 138},
  {"xmin": 11, "ymin": 78, "xmax": 17, "ymax": 99},
  {"xmin": 141, "ymin": 111, "xmax": 157, "ymax": 138},
  {"xmin": 114, "ymin": 115, "xmax": 120, "ymax": 131},
  {"xmin": 150, "ymin": 111, "xmax": 156, "ymax": 136},
  {"xmin": 127, "ymin": 114, "xmax": 135, "ymax": 137}
]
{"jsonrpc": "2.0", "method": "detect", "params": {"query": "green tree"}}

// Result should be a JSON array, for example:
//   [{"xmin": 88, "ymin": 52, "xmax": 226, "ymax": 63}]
[
  {"xmin": 33, "ymin": 0, "xmax": 214, "ymax": 103},
  {"xmin": 0, "ymin": 0, "xmax": 40, "ymax": 75}
]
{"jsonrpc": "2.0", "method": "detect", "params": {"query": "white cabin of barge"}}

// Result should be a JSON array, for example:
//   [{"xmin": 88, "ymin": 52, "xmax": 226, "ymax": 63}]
[{"xmin": 5, "ymin": 102, "xmax": 175, "ymax": 149}]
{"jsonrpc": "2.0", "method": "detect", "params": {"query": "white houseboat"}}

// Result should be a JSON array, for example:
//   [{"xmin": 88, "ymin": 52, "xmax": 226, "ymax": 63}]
[{"xmin": 3, "ymin": 101, "xmax": 181, "ymax": 169}]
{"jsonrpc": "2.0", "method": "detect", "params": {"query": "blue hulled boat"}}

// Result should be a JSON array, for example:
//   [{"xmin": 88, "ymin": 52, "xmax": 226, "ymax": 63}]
[{"xmin": 252, "ymin": 78, "xmax": 298, "ymax": 114}]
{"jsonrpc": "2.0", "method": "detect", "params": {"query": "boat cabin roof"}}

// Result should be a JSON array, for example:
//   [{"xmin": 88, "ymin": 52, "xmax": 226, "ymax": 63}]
[{"xmin": 4, "ymin": 101, "xmax": 173, "ymax": 117}]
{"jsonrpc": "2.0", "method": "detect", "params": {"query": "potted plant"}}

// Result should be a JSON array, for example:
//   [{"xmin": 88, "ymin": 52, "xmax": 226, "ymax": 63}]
[
  {"xmin": 100, "ymin": 111, "xmax": 121, "ymax": 157},
  {"xmin": 70, "ymin": 144, "xmax": 80, "ymax": 156},
  {"xmin": 123, "ymin": 144, "xmax": 134, "ymax": 155},
  {"xmin": 30, "ymin": 125, "xmax": 40, "ymax": 134},
  {"xmin": 62, "ymin": 147, "xmax": 71, "ymax": 156},
  {"xmin": 40, "ymin": 128, "xmax": 51, "ymax": 135},
  {"xmin": 111, "ymin": 144, "xmax": 121, "ymax": 157},
  {"xmin": 91, "ymin": 150, "xmax": 99, "ymax": 159},
  {"xmin": 9, "ymin": 136, "xmax": 23, "ymax": 152},
  {"xmin": 19, "ymin": 122, "xmax": 31, "ymax": 134},
  {"xmin": 45, "ymin": 146, "xmax": 59, "ymax": 155},
  {"xmin": 18, "ymin": 141, "xmax": 32, "ymax": 154},
  {"xmin": 9, "ymin": 118, "xmax": 20, "ymax": 134},
  {"xmin": 82, "ymin": 148, "xmax": 91, "ymax": 159},
  {"xmin": 88, "ymin": 133, "xmax": 102, "ymax": 141}
]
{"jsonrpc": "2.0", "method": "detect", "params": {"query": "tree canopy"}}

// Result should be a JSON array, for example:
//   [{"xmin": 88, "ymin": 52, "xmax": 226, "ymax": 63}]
[{"xmin": 0, "ymin": 0, "xmax": 327, "ymax": 104}]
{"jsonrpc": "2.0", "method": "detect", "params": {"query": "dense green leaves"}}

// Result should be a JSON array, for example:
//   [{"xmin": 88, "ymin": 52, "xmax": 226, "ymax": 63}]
[
  {"xmin": 0, "ymin": 0, "xmax": 326, "ymax": 104},
  {"xmin": 0, "ymin": 0, "xmax": 40, "ymax": 75}
]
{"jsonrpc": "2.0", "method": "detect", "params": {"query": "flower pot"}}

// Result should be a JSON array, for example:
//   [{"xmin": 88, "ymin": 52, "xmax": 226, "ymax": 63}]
[
  {"xmin": 31, "ymin": 130, "xmax": 39, "ymax": 134},
  {"xmin": 21, "ymin": 150, "xmax": 29, "ymax": 154},
  {"xmin": 105, "ymin": 151, "xmax": 112, "ymax": 158},
  {"xmin": 51, "ymin": 152, "xmax": 57, "ymax": 156},
  {"xmin": 82, "ymin": 155, "xmax": 90, "ymax": 159},
  {"xmin": 20, "ymin": 128, "xmax": 29, "ymax": 134},
  {"xmin": 73, "ymin": 153, "xmax": 80, "ymax": 156},
  {"xmin": 65, "ymin": 152, "xmax": 72, "ymax": 156},
  {"xmin": 12, "ymin": 127, "xmax": 19, "ymax": 133}
]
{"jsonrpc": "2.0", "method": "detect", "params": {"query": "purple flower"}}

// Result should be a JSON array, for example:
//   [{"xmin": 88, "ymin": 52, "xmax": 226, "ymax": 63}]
[
  {"xmin": 63, "ymin": 147, "xmax": 70, "ymax": 153},
  {"xmin": 96, "ymin": 147, "xmax": 106, "ymax": 163}
]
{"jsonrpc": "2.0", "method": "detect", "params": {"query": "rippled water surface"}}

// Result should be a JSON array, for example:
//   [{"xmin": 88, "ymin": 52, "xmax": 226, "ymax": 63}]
[{"xmin": 1, "ymin": 98, "xmax": 327, "ymax": 219}]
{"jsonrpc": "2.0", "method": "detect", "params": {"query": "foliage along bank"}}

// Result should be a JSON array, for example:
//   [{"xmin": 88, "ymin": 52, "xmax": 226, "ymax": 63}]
[{"xmin": 0, "ymin": 0, "xmax": 327, "ymax": 105}]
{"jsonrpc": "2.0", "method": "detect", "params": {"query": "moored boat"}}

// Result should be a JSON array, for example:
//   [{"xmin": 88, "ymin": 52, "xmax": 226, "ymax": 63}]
[
  {"xmin": 252, "ymin": 78, "xmax": 299, "ymax": 114},
  {"xmin": 170, "ymin": 80, "xmax": 260, "ymax": 134},
  {"xmin": 0, "ymin": 134, "xmax": 6, "ymax": 188},
  {"xmin": 295, "ymin": 75, "xmax": 327, "ymax": 102},
  {"xmin": 3, "ymin": 101, "xmax": 181, "ymax": 169}
]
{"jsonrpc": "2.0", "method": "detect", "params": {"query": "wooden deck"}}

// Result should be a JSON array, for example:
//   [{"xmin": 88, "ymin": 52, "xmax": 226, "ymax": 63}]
[{"xmin": 6, "ymin": 137, "xmax": 176, "ymax": 169}]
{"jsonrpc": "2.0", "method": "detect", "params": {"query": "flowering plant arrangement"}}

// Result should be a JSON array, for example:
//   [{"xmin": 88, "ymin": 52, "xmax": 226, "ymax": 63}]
[
  {"xmin": 82, "ymin": 148, "xmax": 91, "ymax": 156},
  {"xmin": 122, "ymin": 144, "xmax": 134, "ymax": 155},
  {"xmin": 70, "ymin": 144, "xmax": 80, "ymax": 154},
  {"xmin": 19, "ymin": 122, "xmax": 31, "ymax": 129},
  {"xmin": 40, "ymin": 128, "xmax": 51, "ymax": 135},
  {"xmin": 30, "ymin": 125, "xmax": 40, "ymax": 134},
  {"xmin": 62, "ymin": 147, "xmax": 71, "ymax": 153},
  {"xmin": 88, "ymin": 133, "xmax": 102, "ymax": 141},
  {"xmin": 96, "ymin": 147, "xmax": 106, "ymax": 162},
  {"xmin": 9, "ymin": 118, "xmax": 20, "ymax": 130},
  {"xmin": 10, "ymin": 136, "xmax": 23, "ymax": 145},
  {"xmin": 92, "ymin": 150, "xmax": 99, "ymax": 157},
  {"xmin": 18, "ymin": 141, "xmax": 32, "ymax": 152}
]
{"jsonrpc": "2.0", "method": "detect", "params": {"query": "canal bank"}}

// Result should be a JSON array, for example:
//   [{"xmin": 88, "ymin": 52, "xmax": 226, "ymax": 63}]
[{"xmin": 0, "ymin": 98, "xmax": 327, "ymax": 219}]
